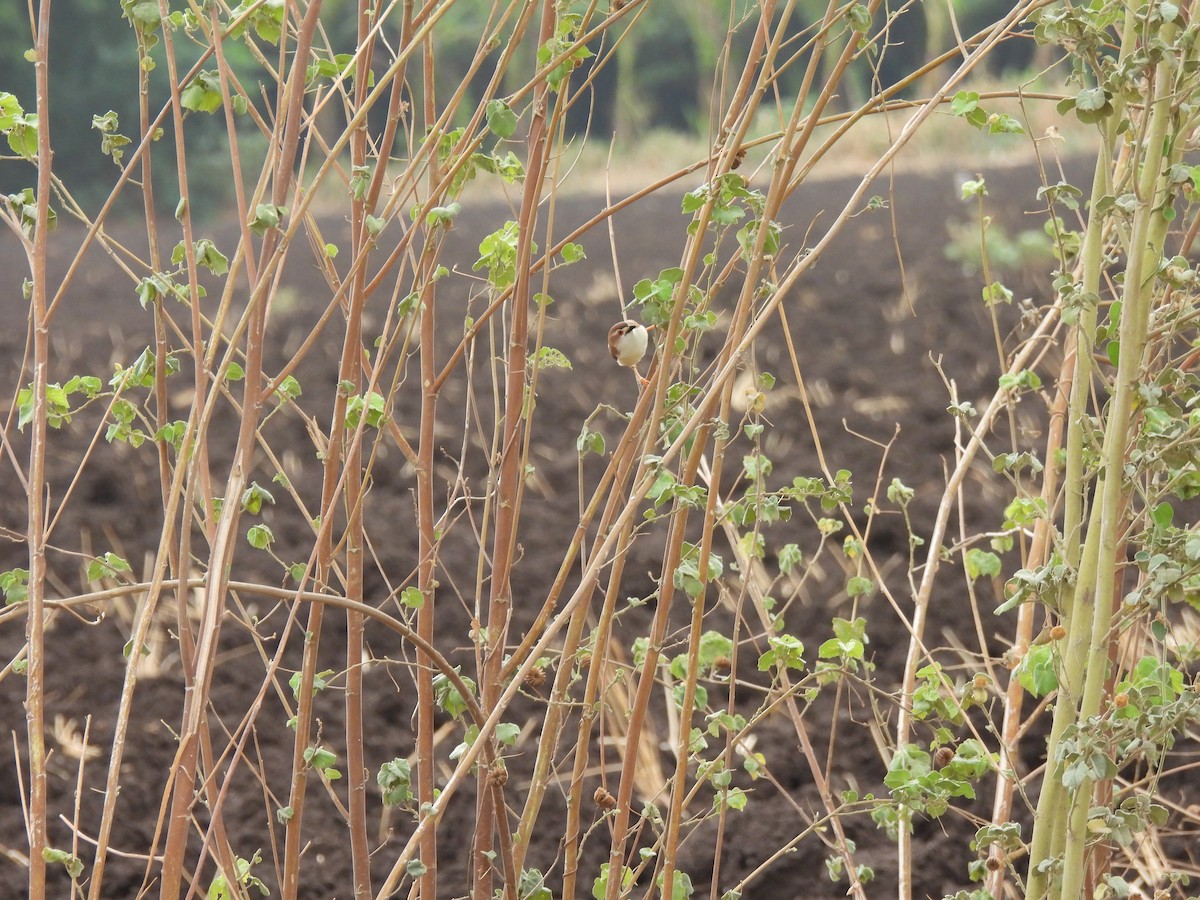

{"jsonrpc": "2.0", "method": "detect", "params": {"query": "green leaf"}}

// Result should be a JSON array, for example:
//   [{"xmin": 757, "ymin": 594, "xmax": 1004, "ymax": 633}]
[
  {"xmin": 6, "ymin": 113, "xmax": 38, "ymax": 158},
  {"xmin": 496, "ymin": 722, "xmax": 520, "ymax": 745},
  {"xmin": 179, "ymin": 70, "xmax": 224, "ymax": 113},
  {"xmin": 304, "ymin": 746, "xmax": 337, "ymax": 770},
  {"xmin": 397, "ymin": 292, "xmax": 423, "ymax": 318},
  {"xmin": 982, "ymin": 282, "xmax": 1013, "ymax": 306},
  {"xmin": 62, "ymin": 376, "xmax": 95, "ymax": 400},
  {"xmin": 669, "ymin": 631, "xmax": 734, "ymax": 680},
  {"xmin": 657, "ymin": 868, "xmax": 694, "ymax": 900},
  {"xmin": 86, "ymin": 552, "xmax": 132, "ymax": 583},
  {"xmin": 125, "ymin": 0, "xmax": 163, "ymax": 29},
  {"xmin": 592, "ymin": 864, "xmax": 634, "ymax": 899},
  {"xmin": 530, "ymin": 346, "xmax": 572, "ymax": 371},
  {"xmin": 473, "ymin": 221, "xmax": 528, "ymax": 289},
  {"xmin": 193, "ymin": 238, "xmax": 229, "ymax": 275},
  {"xmin": 847, "ymin": 2, "xmax": 871, "ymax": 33},
  {"xmin": 965, "ymin": 549, "xmax": 1002, "ymax": 580},
  {"xmin": 672, "ymin": 542, "xmax": 723, "ymax": 598},
  {"xmin": 778, "ymin": 543, "xmax": 802, "ymax": 574},
  {"xmin": 742, "ymin": 454, "xmax": 772, "ymax": 481},
  {"xmin": 248, "ymin": 203, "xmax": 287, "ymax": 235},
  {"xmin": 91, "ymin": 110, "xmax": 131, "ymax": 166},
  {"xmin": 696, "ymin": 630, "xmax": 734, "ymax": 671},
  {"xmin": 289, "ymin": 668, "xmax": 335, "ymax": 699},
  {"xmin": 1, "ymin": 568, "xmax": 30, "ymax": 605},
  {"xmin": 517, "ymin": 869, "xmax": 553, "ymax": 900},
  {"xmin": 247, "ymin": 523, "xmax": 274, "ymax": 550},
  {"xmin": 846, "ymin": 576, "xmax": 874, "ymax": 598},
  {"xmin": 736, "ymin": 218, "xmax": 781, "ymax": 261},
  {"xmin": 42, "ymin": 848, "xmax": 84, "ymax": 879},
  {"xmin": 1015, "ymin": 644, "xmax": 1057, "ymax": 697},
  {"xmin": 406, "ymin": 860, "xmax": 428, "ymax": 878},
  {"xmin": 818, "ymin": 626, "xmax": 866, "ymax": 661},
  {"xmin": 1073, "ymin": 87, "xmax": 1113, "ymax": 124},
  {"xmin": 998, "ymin": 369, "xmax": 1042, "ymax": 392},
  {"xmin": 303, "ymin": 746, "xmax": 340, "ymax": 781},
  {"xmin": 432, "ymin": 668, "xmax": 476, "ymax": 718},
  {"xmin": 886, "ymin": 477, "xmax": 914, "ymax": 506},
  {"xmin": 4, "ymin": 187, "xmax": 55, "ymax": 238},
  {"xmin": 485, "ymin": 99, "xmax": 518, "ymax": 138},
  {"xmin": 537, "ymin": 14, "xmax": 594, "ymax": 92},
  {"xmin": 16, "ymin": 388, "xmax": 34, "ymax": 432},
  {"xmin": 377, "ymin": 758, "xmax": 413, "ymax": 805},
  {"xmin": 240, "ymin": 482, "xmax": 275, "ymax": 515},
  {"xmin": 1116, "ymin": 656, "xmax": 1184, "ymax": 712},
  {"xmin": 276, "ymin": 375, "xmax": 302, "ymax": 403},
  {"xmin": 559, "ymin": 242, "xmax": 586, "ymax": 264},
  {"xmin": 987, "ymin": 114, "xmax": 1025, "ymax": 135},
  {"xmin": 473, "ymin": 149, "xmax": 525, "ymax": 184},
  {"xmin": 345, "ymin": 391, "xmax": 387, "ymax": 429},
  {"xmin": 400, "ymin": 586, "xmax": 425, "ymax": 609},
  {"xmin": 105, "ymin": 397, "xmax": 145, "ymax": 445},
  {"xmin": 0, "ymin": 92, "xmax": 24, "ymax": 131},
  {"xmin": 950, "ymin": 91, "xmax": 986, "ymax": 129},
  {"xmin": 758, "ymin": 634, "xmax": 805, "ymax": 672},
  {"xmin": 577, "ymin": 426, "xmax": 605, "ymax": 456},
  {"xmin": 426, "ymin": 203, "xmax": 460, "ymax": 227},
  {"xmin": 1002, "ymin": 496, "xmax": 1046, "ymax": 529},
  {"xmin": 228, "ymin": 0, "xmax": 285, "ymax": 43}
]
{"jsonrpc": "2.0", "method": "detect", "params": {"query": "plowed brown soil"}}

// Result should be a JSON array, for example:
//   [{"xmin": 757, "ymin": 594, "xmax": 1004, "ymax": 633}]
[{"xmin": 0, "ymin": 160, "xmax": 1083, "ymax": 899}]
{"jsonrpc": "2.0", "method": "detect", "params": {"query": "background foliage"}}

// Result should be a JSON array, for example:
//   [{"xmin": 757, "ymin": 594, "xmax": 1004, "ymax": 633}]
[{"xmin": 0, "ymin": 0, "xmax": 1030, "ymax": 211}]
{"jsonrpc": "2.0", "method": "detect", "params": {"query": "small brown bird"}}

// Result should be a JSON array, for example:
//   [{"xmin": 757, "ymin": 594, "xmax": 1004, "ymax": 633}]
[{"xmin": 608, "ymin": 319, "xmax": 653, "ymax": 384}]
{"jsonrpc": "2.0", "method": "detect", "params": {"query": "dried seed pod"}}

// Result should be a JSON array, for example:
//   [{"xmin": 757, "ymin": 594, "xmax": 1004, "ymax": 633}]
[
  {"xmin": 731, "ymin": 147, "xmax": 747, "ymax": 169},
  {"xmin": 933, "ymin": 746, "xmax": 955, "ymax": 769},
  {"xmin": 488, "ymin": 761, "xmax": 509, "ymax": 786},
  {"xmin": 524, "ymin": 666, "xmax": 547, "ymax": 688},
  {"xmin": 594, "ymin": 786, "xmax": 617, "ymax": 810}
]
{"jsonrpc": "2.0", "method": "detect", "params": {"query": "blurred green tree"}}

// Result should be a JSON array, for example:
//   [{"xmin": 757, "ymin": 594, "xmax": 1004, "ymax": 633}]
[{"xmin": 0, "ymin": 0, "xmax": 1036, "ymax": 215}]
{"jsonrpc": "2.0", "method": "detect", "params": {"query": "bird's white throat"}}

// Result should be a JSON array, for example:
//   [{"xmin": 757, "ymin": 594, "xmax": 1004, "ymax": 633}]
[{"xmin": 614, "ymin": 324, "xmax": 649, "ymax": 367}]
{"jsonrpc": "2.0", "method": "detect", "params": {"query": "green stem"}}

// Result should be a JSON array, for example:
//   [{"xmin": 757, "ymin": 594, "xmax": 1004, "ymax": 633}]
[
  {"xmin": 1056, "ymin": 22, "xmax": 1183, "ymax": 896},
  {"xmin": 1023, "ymin": 142, "xmax": 1112, "ymax": 900},
  {"xmin": 1025, "ymin": 6, "xmax": 1157, "ymax": 893}
]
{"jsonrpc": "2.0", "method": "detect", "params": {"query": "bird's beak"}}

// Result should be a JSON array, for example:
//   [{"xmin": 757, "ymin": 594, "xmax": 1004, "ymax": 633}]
[{"xmin": 645, "ymin": 324, "xmax": 656, "ymax": 332}]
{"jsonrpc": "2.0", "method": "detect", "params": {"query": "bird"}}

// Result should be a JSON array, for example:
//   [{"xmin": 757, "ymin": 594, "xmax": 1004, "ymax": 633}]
[{"xmin": 608, "ymin": 319, "xmax": 654, "ymax": 384}]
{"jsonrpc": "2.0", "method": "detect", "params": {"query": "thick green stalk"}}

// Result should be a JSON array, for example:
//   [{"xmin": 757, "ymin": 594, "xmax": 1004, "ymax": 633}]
[
  {"xmin": 1023, "ymin": 144, "xmax": 1112, "ymax": 899},
  {"xmin": 1057, "ymin": 52, "xmax": 1179, "ymax": 894},
  {"xmin": 1025, "ymin": 7, "xmax": 1163, "ymax": 893},
  {"xmin": 1027, "ymin": 492, "xmax": 1103, "ymax": 897}
]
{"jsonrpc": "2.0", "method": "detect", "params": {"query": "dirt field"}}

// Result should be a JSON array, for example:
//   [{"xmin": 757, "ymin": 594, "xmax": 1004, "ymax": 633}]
[{"xmin": 0, "ymin": 159, "xmax": 1087, "ymax": 898}]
